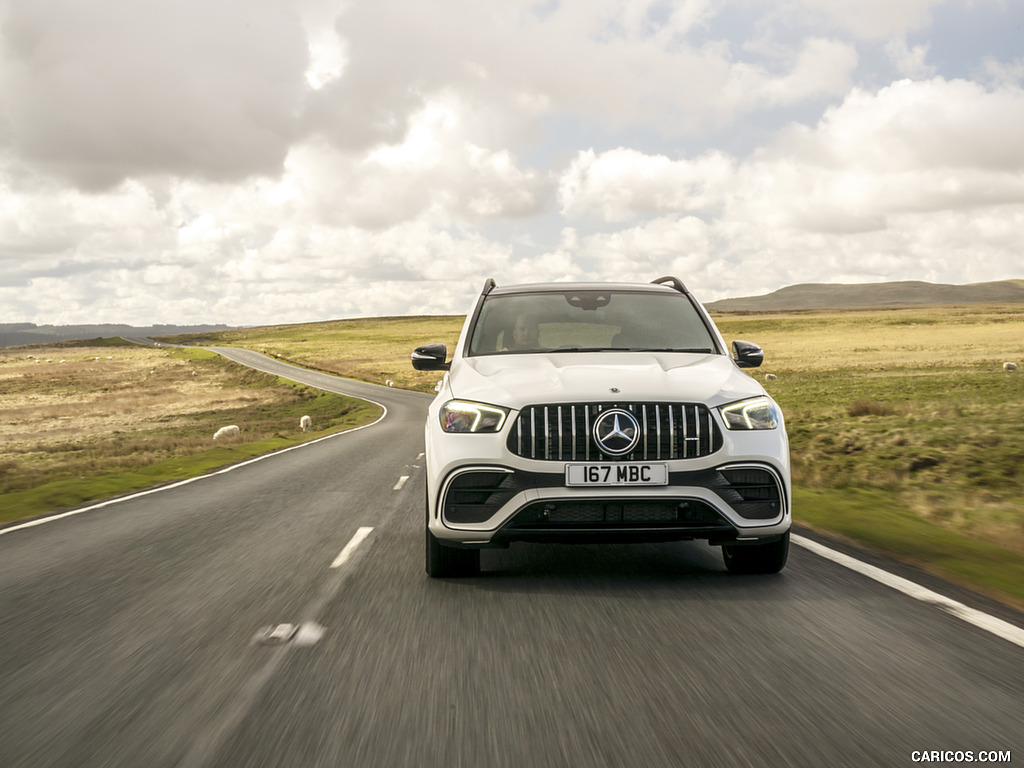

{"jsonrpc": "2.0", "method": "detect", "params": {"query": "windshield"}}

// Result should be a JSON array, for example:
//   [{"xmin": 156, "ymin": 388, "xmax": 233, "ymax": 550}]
[{"xmin": 467, "ymin": 290, "xmax": 719, "ymax": 357}]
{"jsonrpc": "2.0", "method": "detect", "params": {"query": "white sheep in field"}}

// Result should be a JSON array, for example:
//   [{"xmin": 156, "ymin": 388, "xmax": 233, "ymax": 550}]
[
  {"xmin": 765, "ymin": 373, "xmax": 777, "ymax": 381},
  {"xmin": 300, "ymin": 415, "xmax": 312, "ymax": 432},
  {"xmin": 1004, "ymin": 362, "xmax": 1019, "ymax": 371},
  {"xmin": 214, "ymin": 425, "xmax": 240, "ymax": 440},
  {"xmin": 385, "ymin": 379, "xmax": 394, "ymax": 387}
]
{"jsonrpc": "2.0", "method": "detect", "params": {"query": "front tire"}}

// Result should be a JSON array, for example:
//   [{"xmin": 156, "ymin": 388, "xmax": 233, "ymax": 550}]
[
  {"xmin": 722, "ymin": 531, "xmax": 789, "ymax": 574},
  {"xmin": 426, "ymin": 527, "xmax": 480, "ymax": 577}
]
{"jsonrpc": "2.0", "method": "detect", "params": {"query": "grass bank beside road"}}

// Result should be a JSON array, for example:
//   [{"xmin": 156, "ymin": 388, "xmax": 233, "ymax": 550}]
[
  {"xmin": 0, "ymin": 340, "xmax": 381, "ymax": 524},
  {"xmin": 720, "ymin": 305, "xmax": 1024, "ymax": 608},
  {"xmin": 175, "ymin": 305, "xmax": 1024, "ymax": 608}
]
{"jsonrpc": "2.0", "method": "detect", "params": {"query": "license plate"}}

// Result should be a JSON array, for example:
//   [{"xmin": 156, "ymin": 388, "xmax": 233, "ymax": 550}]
[{"xmin": 565, "ymin": 463, "xmax": 668, "ymax": 486}]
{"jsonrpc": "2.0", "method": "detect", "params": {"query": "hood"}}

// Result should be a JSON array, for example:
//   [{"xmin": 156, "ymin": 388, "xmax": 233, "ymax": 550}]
[{"xmin": 449, "ymin": 352, "xmax": 765, "ymax": 410}]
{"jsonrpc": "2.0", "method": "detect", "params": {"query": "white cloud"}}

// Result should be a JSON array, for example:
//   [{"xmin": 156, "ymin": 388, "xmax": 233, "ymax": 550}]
[
  {"xmin": 796, "ymin": 0, "xmax": 942, "ymax": 39},
  {"xmin": 558, "ymin": 147, "xmax": 734, "ymax": 221},
  {"xmin": 776, "ymin": 78, "xmax": 1024, "ymax": 173},
  {"xmin": 0, "ymin": 0, "xmax": 308, "ymax": 188},
  {"xmin": 1, "ymin": 0, "xmax": 1022, "ymax": 325},
  {"xmin": 884, "ymin": 37, "xmax": 935, "ymax": 79},
  {"xmin": 983, "ymin": 56, "xmax": 1024, "ymax": 87},
  {"xmin": 760, "ymin": 37, "xmax": 860, "ymax": 105},
  {"xmin": 544, "ymin": 75, "xmax": 1024, "ymax": 300}
]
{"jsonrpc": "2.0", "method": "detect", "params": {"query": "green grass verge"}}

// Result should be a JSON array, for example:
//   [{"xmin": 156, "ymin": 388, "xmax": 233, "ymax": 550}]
[
  {"xmin": 0, "ymin": 342, "xmax": 383, "ymax": 525},
  {"xmin": 0, "ymin": 406, "xmax": 379, "ymax": 525},
  {"xmin": 795, "ymin": 486, "xmax": 1024, "ymax": 610}
]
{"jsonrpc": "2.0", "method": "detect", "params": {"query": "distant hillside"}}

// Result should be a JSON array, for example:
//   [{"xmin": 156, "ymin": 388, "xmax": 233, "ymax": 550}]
[
  {"xmin": 705, "ymin": 279, "xmax": 1024, "ymax": 311},
  {"xmin": 0, "ymin": 323, "xmax": 234, "ymax": 349}
]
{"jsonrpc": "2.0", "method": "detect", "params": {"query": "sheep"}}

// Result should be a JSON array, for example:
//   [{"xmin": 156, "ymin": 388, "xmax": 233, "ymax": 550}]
[
  {"xmin": 213, "ymin": 425, "xmax": 240, "ymax": 440},
  {"xmin": 765, "ymin": 373, "xmax": 777, "ymax": 381},
  {"xmin": 385, "ymin": 379, "xmax": 394, "ymax": 387},
  {"xmin": 1005, "ymin": 362, "xmax": 1019, "ymax": 371},
  {"xmin": 300, "ymin": 415, "xmax": 312, "ymax": 432}
]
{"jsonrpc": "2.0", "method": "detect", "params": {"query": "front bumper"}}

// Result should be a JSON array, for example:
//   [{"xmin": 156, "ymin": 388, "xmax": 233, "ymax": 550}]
[{"xmin": 429, "ymin": 462, "xmax": 791, "ymax": 547}]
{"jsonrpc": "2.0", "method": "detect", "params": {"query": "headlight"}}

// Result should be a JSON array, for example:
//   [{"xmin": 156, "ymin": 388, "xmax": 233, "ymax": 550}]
[
  {"xmin": 720, "ymin": 397, "xmax": 779, "ymax": 430},
  {"xmin": 440, "ymin": 400, "xmax": 509, "ymax": 433}
]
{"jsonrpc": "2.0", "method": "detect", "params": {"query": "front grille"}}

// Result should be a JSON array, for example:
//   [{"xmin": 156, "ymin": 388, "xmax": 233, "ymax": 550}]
[{"xmin": 508, "ymin": 402, "xmax": 722, "ymax": 462}]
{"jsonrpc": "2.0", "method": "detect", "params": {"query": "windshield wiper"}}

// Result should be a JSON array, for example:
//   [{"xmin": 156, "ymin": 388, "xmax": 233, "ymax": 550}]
[
  {"xmin": 552, "ymin": 347, "xmax": 714, "ymax": 354},
  {"xmin": 624, "ymin": 347, "xmax": 715, "ymax": 354}
]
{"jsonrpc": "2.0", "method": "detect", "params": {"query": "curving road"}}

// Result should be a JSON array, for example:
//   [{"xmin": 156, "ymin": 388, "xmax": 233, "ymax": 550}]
[{"xmin": 0, "ymin": 350, "xmax": 1021, "ymax": 767}]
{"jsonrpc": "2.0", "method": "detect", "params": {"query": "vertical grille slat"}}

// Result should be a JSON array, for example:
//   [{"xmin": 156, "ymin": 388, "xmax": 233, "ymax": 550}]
[
  {"xmin": 557, "ymin": 406, "xmax": 563, "ymax": 460},
  {"xmin": 655, "ymin": 405, "xmax": 662, "ymax": 460},
  {"xmin": 668, "ymin": 406, "xmax": 676, "ymax": 459},
  {"xmin": 510, "ymin": 402, "xmax": 722, "ymax": 461},
  {"xmin": 571, "ymin": 406, "xmax": 577, "ymax": 461},
  {"xmin": 641, "ymin": 404, "xmax": 648, "ymax": 458}
]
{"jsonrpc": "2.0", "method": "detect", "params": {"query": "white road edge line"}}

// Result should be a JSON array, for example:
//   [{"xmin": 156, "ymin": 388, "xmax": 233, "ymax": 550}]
[
  {"xmin": 793, "ymin": 533, "xmax": 1024, "ymax": 649},
  {"xmin": 393, "ymin": 475, "xmax": 409, "ymax": 491},
  {"xmin": 331, "ymin": 526, "xmax": 375, "ymax": 568}
]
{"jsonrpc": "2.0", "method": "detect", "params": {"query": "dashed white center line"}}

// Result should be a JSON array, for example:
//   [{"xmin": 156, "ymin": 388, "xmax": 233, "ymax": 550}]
[
  {"xmin": 393, "ymin": 475, "xmax": 410, "ymax": 491},
  {"xmin": 331, "ymin": 526, "xmax": 374, "ymax": 568}
]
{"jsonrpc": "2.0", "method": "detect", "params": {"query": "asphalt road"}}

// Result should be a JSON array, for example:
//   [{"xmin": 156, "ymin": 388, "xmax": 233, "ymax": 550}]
[{"xmin": 1, "ymin": 350, "xmax": 1021, "ymax": 768}]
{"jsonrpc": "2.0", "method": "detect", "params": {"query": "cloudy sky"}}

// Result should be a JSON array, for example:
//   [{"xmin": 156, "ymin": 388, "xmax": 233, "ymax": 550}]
[{"xmin": 1, "ymin": 0, "xmax": 1022, "ymax": 326}]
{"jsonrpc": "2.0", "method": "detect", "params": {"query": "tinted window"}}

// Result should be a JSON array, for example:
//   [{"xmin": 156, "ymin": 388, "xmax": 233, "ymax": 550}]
[{"xmin": 467, "ymin": 291, "xmax": 718, "ymax": 356}]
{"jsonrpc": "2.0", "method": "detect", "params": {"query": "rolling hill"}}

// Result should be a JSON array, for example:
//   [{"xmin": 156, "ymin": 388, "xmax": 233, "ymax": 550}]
[
  {"xmin": 705, "ymin": 279, "xmax": 1024, "ymax": 311},
  {"xmin": 0, "ymin": 323, "xmax": 234, "ymax": 349}
]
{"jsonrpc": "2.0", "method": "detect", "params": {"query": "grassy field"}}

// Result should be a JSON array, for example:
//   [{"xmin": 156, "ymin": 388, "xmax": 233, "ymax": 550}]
[
  {"xmin": 714, "ymin": 307, "xmax": 1024, "ymax": 607},
  {"xmin": 174, "ymin": 304, "xmax": 1024, "ymax": 607},
  {"xmin": 175, "ymin": 316, "xmax": 465, "ymax": 392},
  {"xmin": 0, "ymin": 340, "xmax": 381, "ymax": 523}
]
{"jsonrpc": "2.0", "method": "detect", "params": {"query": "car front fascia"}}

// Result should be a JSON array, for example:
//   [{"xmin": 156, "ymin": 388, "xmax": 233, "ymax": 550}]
[{"xmin": 424, "ymin": 401, "xmax": 790, "ymax": 546}]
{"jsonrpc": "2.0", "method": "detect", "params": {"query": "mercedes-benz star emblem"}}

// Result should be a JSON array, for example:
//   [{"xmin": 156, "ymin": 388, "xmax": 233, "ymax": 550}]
[{"xmin": 593, "ymin": 409, "xmax": 640, "ymax": 456}]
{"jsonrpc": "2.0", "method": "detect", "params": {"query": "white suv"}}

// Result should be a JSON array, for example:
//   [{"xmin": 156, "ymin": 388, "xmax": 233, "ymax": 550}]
[{"xmin": 412, "ymin": 277, "xmax": 791, "ymax": 577}]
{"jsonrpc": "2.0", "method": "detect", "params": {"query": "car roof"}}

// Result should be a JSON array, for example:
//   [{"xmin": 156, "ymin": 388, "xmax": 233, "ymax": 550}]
[{"xmin": 487, "ymin": 281, "xmax": 682, "ymax": 297}]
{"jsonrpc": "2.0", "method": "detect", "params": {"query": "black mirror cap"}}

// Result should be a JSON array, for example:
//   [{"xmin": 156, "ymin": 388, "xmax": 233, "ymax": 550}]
[
  {"xmin": 412, "ymin": 343, "xmax": 450, "ymax": 371},
  {"xmin": 732, "ymin": 340, "xmax": 764, "ymax": 369}
]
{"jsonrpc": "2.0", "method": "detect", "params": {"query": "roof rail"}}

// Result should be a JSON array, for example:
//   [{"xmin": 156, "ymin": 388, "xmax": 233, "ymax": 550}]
[
  {"xmin": 481, "ymin": 278, "xmax": 497, "ymax": 295},
  {"xmin": 651, "ymin": 276, "xmax": 689, "ymax": 294}
]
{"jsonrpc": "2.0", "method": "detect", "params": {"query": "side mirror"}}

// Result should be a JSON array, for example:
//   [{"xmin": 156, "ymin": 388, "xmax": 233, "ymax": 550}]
[
  {"xmin": 731, "ymin": 340, "xmax": 764, "ymax": 369},
  {"xmin": 411, "ymin": 343, "xmax": 450, "ymax": 371}
]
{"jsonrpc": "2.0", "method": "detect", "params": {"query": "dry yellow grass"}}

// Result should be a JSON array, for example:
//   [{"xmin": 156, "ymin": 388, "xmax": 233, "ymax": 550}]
[
  {"xmin": 713, "ymin": 304, "xmax": 1024, "ymax": 372},
  {"xmin": 0, "ymin": 345, "xmax": 278, "ymax": 452},
  {"xmin": 0, "ymin": 342, "xmax": 378, "ymax": 512}
]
